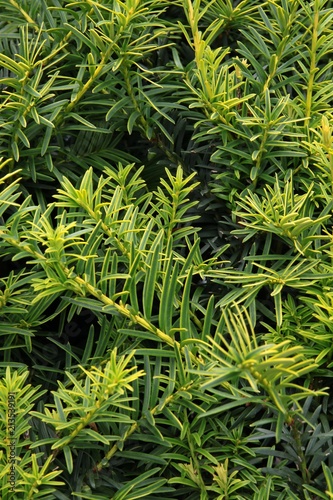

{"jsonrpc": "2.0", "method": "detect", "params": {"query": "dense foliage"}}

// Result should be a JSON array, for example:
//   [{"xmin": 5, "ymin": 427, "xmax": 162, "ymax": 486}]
[{"xmin": 1, "ymin": 0, "xmax": 333, "ymax": 498}]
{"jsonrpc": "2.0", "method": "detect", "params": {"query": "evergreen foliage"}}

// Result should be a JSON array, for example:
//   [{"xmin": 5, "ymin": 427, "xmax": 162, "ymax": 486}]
[{"xmin": 1, "ymin": 0, "xmax": 333, "ymax": 498}]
